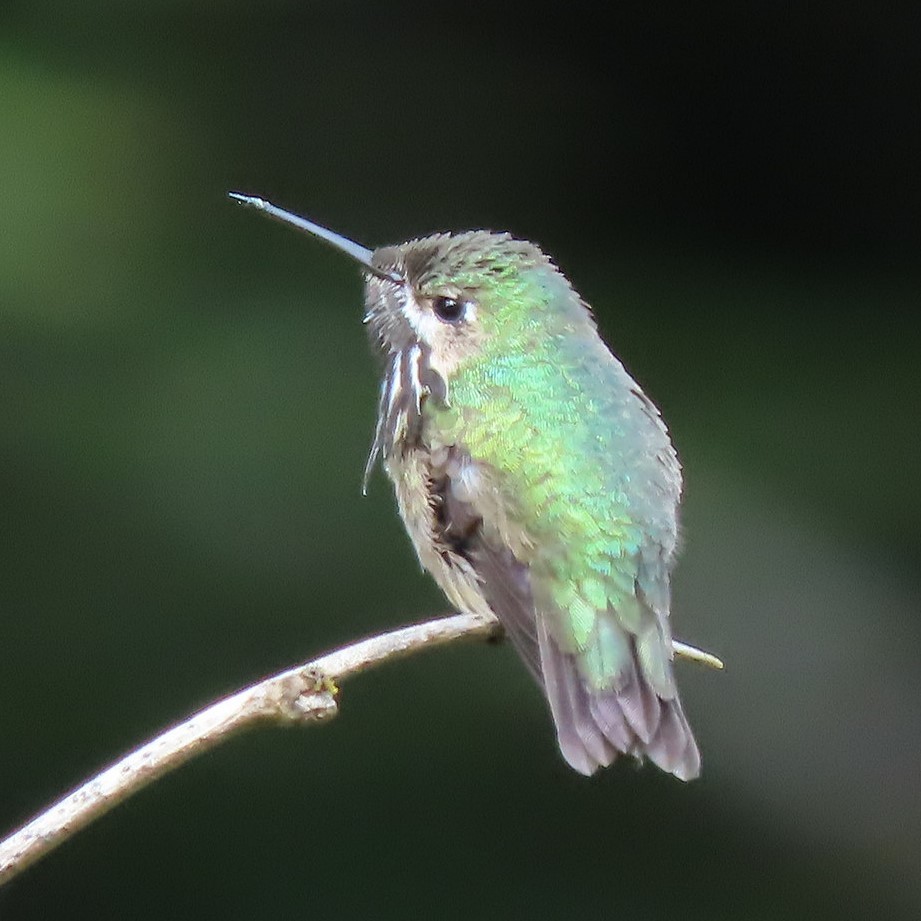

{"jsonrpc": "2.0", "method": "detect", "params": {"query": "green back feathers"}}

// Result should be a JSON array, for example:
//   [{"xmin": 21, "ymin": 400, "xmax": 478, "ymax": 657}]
[{"xmin": 426, "ymin": 263, "xmax": 679, "ymax": 694}]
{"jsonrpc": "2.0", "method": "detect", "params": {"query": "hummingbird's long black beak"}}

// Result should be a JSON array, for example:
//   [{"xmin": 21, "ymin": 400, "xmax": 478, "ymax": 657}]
[{"xmin": 228, "ymin": 192, "xmax": 400, "ymax": 283}]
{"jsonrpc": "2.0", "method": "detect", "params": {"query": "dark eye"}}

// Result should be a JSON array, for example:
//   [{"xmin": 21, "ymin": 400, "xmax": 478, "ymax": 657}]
[{"xmin": 432, "ymin": 295, "xmax": 467, "ymax": 323}]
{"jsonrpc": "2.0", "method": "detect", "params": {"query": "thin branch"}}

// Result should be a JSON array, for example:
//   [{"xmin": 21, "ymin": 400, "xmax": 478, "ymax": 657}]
[
  {"xmin": 0, "ymin": 613, "xmax": 720, "ymax": 887},
  {"xmin": 0, "ymin": 612, "xmax": 497, "ymax": 886}
]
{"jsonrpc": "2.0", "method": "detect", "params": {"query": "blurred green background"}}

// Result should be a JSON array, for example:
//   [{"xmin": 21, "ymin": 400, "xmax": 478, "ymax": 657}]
[{"xmin": 1, "ymin": 3, "xmax": 919, "ymax": 919}]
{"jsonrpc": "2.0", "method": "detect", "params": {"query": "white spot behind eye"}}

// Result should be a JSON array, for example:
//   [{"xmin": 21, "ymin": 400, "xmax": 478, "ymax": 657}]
[{"xmin": 405, "ymin": 290, "xmax": 476, "ymax": 330}]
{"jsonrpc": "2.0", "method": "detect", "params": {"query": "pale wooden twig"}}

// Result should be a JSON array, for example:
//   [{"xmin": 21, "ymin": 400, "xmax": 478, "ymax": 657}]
[
  {"xmin": 0, "ymin": 612, "xmax": 497, "ymax": 886},
  {"xmin": 0, "ymin": 613, "xmax": 720, "ymax": 886}
]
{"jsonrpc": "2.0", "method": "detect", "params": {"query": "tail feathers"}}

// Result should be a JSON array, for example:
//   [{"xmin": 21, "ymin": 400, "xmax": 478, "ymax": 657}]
[
  {"xmin": 538, "ymin": 620, "xmax": 700, "ymax": 781},
  {"xmin": 644, "ymin": 696, "xmax": 701, "ymax": 781},
  {"xmin": 615, "ymin": 657, "xmax": 662, "ymax": 745},
  {"xmin": 539, "ymin": 619, "xmax": 617, "ymax": 773}
]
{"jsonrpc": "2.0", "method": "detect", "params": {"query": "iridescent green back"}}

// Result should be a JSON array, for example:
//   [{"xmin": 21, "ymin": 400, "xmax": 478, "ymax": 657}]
[{"xmin": 427, "ymin": 260, "xmax": 681, "ymax": 696}]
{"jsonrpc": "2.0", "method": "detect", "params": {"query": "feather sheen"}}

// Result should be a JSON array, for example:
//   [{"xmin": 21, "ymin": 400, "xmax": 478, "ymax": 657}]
[{"xmin": 368, "ymin": 238, "xmax": 700, "ymax": 780}]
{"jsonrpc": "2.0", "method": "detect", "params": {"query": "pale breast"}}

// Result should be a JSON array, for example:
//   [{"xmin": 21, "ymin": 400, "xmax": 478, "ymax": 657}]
[{"xmin": 384, "ymin": 447, "xmax": 496, "ymax": 622}]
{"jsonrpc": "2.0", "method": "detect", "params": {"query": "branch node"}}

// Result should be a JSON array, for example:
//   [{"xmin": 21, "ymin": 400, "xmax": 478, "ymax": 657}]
[{"xmin": 273, "ymin": 669, "xmax": 339, "ymax": 725}]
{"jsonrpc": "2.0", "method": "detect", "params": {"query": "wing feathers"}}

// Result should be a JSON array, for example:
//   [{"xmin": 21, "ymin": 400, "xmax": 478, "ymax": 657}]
[
  {"xmin": 468, "ymin": 542, "xmax": 543, "ymax": 682},
  {"xmin": 430, "ymin": 445, "xmax": 700, "ymax": 781}
]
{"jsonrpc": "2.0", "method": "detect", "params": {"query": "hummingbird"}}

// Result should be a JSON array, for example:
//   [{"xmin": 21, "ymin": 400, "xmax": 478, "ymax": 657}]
[{"xmin": 230, "ymin": 193, "xmax": 718, "ymax": 780}]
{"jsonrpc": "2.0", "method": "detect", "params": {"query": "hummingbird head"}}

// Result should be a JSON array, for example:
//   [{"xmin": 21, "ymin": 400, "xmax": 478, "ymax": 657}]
[
  {"xmin": 226, "ymin": 195, "xmax": 594, "ymax": 388},
  {"xmin": 365, "ymin": 231, "xmax": 596, "ymax": 385},
  {"xmin": 358, "ymin": 231, "xmax": 599, "ymax": 482},
  {"xmin": 226, "ymin": 194, "xmax": 597, "ymax": 469}
]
